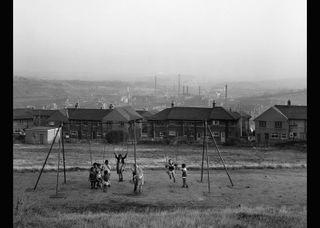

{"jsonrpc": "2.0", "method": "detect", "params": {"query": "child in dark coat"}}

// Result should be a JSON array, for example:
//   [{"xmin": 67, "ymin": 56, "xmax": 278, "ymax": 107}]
[
  {"xmin": 89, "ymin": 167, "xmax": 96, "ymax": 189},
  {"xmin": 181, "ymin": 163, "xmax": 188, "ymax": 188}
]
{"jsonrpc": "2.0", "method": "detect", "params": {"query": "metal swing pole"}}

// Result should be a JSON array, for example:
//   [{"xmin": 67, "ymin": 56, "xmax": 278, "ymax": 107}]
[
  {"xmin": 201, "ymin": 121, "xmax": 205, "ymax": 182},
  {"xmin": 102, "ymin": 140, "xmax": 106, "ymax": 163},
  {"xmin": 207, "ymin": 125, "xmax": 234, "ymax": 187},
  {"xmin": 133, "ymin": 122, "xmax": 137, "ymax": 173},
  {"xmin": 34, "ymin": 125, "xmax": 61, "ymax": 191},
  {"xmin": 55, "ymin": 138, "xmax": 61, "ymax": 195},
  {"xmin": 89, "ymin": 136, "xmax": 92, "ymax": 166},
  {"xmin": 61, "ymin": 123, "xmax": 66, "ymax": 184},
  {"xmin": 205, "ymin": 120, "xmax": 210, "ymax": 193}
]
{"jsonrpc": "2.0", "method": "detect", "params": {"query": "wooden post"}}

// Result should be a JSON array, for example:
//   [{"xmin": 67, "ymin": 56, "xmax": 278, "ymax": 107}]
[
  {"xmin": 200, "ymin": 121, "xmax": 205, "ymax": 182},
  {"xmin": 89, "ymin": 138, "xmax": 92, "ymax": 166},
  {"xmin": 207, "ymin": 125, "xmax": 234, "ymax": 186},
  {"xmin": 205, "ymin": 120, "xmax": 210, "ymax": 193},
  {"xmin": 61, "ymin": 123, "xmax": 66, "ymax": 184},
  {"xmin": 56, "ymin": 138, "xmax": 61, "ymax": 195},
  {"xmin": 133, "ymin": 122, "xmax": 137, "ymax": 172},
  {"xmin": 34, "ymin": 125, "xmax": 61, "ymax": 191}
]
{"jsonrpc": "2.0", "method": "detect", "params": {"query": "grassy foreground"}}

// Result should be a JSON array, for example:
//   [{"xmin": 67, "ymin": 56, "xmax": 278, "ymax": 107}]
[{"xmin": 14, "ymin": 205, "xmax": 306, "ymax": 228}]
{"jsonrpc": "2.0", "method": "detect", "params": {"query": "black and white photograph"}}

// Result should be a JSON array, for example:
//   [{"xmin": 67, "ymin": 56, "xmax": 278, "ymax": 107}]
[{"xmin": 13, "ymin": 0, "xmax": 306, "ymax": 227}]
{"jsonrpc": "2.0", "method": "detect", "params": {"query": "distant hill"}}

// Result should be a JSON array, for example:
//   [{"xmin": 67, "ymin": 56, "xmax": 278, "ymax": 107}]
[{"xmin": 13, "ymin": 76, "xmax": 307, "ymax": 111}]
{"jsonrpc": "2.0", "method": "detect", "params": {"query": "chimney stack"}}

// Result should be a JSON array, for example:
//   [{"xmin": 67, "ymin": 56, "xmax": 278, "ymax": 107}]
[
  {"xmin": 171, "ymin": 100, "xmax": 174, "ymax": 108},
  {"xmin": 287, "ymin": 100, "xmax": 291, "ymax": 106},
  {"xmin": 212, "ymin": 100, "xmax": 216, "ymax": 108}
]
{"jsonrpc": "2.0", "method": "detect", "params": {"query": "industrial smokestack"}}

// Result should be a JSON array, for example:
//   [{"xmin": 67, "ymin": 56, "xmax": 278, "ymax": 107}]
[
  {"xmin": 178, "ymin": 74, "xmax": 181, "ymax": 98},
  {"xmin": 212, "ymin": 100, "xmax": 216, "ymax": 108},
  {"xmin": 154, "ymin": 75, "xmax": 157, "ymax": 96}
]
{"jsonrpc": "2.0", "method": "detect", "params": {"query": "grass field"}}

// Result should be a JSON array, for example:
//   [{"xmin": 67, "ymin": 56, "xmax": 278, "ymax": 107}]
[
  {"xmin": 13, "ymin": 143, "xmax": 307, "ymax": 171},
  {"xmin": 13, "ymin": 143, "xmax": 307, "ymax": 227}
]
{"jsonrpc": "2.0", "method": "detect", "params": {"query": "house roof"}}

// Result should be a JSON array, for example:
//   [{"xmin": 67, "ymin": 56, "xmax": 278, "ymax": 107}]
[
  {"xmin": 115, "ymin": 106, "xmax": 143, "ymax": 121},
  {"xmin": 67, "ymin": 108, "xmax": 113, "ymax": 121},
  {"xmin": 136, "ymin": 110, "xmax": 157, "ymax": 120},
  {"xmin": 32, "ymin": 109, "xmax": 57, "ymax": 117},
  {"xmin": 46, "ymin": 110, "xmax": 69, "ymax": 123},
  {"xmin": 274, "ymin": 105, "xmax": 307, "ymax": 120},
  {"xmin": 67, "ymin": 106, "xmax": 142, "ymax": 122},
  {"xmin": 149, "ymin": 106, "xmax": 238, "ymax": 121},
  {"xmin": 13, "ymin": 108, "xmax": 34, "ymax": 120}
]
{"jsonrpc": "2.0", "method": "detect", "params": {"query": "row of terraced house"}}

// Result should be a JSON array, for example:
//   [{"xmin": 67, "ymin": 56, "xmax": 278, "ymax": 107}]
[{"xmin": 13, "ymin": 100, "xmax": 307, "ymax": 145}]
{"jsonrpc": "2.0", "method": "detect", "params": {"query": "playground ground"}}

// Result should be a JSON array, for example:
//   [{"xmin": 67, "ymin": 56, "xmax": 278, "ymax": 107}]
[
  {"xmin": 13, "ymin": 168, "xmax": 306, "ymax": 227},
  {"xmin": 13, "ymin": 143, "xmax": 307, "ymax": 227}
]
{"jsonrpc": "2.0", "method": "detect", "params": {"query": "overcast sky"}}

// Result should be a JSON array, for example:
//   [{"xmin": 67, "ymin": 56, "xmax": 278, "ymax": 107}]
[{"xmin": 14, "ymin": 0, "xmax": 306, "ymax": 82}]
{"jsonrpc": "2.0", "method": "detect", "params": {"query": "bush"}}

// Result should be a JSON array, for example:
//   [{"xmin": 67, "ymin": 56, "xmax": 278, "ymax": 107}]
[
  {"xmin": 223, "ymin": 137, "xmax": 251, "ymax": 147},
  {"xmin": 105, "ymin": 131, "xmax": 129, "ymax": 144}
]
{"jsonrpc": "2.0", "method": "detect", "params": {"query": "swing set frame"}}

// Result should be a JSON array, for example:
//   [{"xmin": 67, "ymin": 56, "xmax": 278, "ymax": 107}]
[{"xmin": 33, "ymin": 120, "xmax": 140, "ymax": 195}]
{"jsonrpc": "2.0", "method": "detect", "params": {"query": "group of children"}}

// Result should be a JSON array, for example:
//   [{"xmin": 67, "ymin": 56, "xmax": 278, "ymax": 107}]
[
  {"xmin": 166, "ymin": 159, "xmax": 189, "ymax": 188},
  {"xmin": 89, "ymin": 160, "xmax": 111, "ymax": 192},
  {"xmin": 89, "ymin": 157, "xmax": 189, "ymax": 191}
]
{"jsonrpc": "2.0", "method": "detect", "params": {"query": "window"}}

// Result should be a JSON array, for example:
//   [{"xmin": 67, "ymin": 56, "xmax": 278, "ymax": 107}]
[
  {"xmin": 281, "ymin": 133, "xmax": 287, "ymax": 139},
  {"xmin": 275, "ymin": 121, "xmax": 282, "ymax": 128},
  {"xmin": 289, "ymin": 132, "xmax": 297, "ymax": 138},
  {"xmin": 197, "ymin": 132, "xmax": 201, "ymax": 138},
  {"xmin": 212, "ymin": 120, "xmax": 219, "ymax": 125},
  {"xmin": 289, "ymin": 120, "xmax": 297, "ymax": 127},
  {"xmin": 271, "ymin": 133, "xmax": 279, "ymax": 139},
  {"xmin": 213, "ymin": 131, "xmax": 220, "ymax": 137},
  {"xmin": 169, "ymin": 130, "xmax": 176, "ymax": 136},
  {"xmin": 159, "ymin": 132, "xmax": 165, "ymax": 137},
  {"xmin": 259, "ymin": 121, "xmax": 266, "ymax": 127},
  {"xmin": 120, "ymin": 122, "xmax": 124, "ymax": 128}
]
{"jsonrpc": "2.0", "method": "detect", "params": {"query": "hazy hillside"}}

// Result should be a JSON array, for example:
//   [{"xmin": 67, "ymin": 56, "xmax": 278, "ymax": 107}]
[{"xmin": 13, "ymin": 76, "xmax": 307, "ymax": 110}]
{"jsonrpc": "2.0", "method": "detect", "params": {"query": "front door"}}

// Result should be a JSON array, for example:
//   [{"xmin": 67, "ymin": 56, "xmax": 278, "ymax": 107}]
[{"xmin": 221, "ymin": 131, "xmax": 226, "ymax": 143}]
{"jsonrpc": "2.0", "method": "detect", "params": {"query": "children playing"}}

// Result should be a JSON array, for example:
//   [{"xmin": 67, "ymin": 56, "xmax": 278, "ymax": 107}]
[
  {"xmin": 114, "ymin": 152, "xmax": 127, "ymax": 182},
  {"xmin": 89, "ymin": 167, "xmax": 96, "ymax": 189},
  {"xmin": 102, "ymin": 170, "xmax": 111, "ymax": 192},
  {"xmin": 181, "ymin": 163, "xmax": 188, "ymax": 188},
  {"xmin": 89, "ymin": 160, "xmax": 113, "ymax": 191},
  {"xmin": 165, "ymin": 159, "xmax": 177, "ymax": 183}
]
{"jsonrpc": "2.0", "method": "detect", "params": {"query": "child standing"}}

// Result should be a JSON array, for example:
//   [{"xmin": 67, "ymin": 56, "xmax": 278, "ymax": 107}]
[
  {"xmin": 181, "ymin": 163, "xmax": 188, "ymax": 188},
  {"xmin": 95, "ymin": 163, "xmax": 103, "ymax": 188},
  {"xmin": 102, "ymin": 170, "xmax": 111, "ymax": 192},
  {"xmin": 165, "ymin": 159, "xmax": 176, "ymax": 183},
  {"xmin": 89, "ymin": 167, "xmax": 96, "ymax": 189}
]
